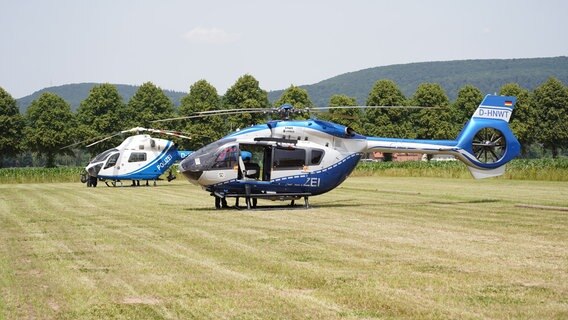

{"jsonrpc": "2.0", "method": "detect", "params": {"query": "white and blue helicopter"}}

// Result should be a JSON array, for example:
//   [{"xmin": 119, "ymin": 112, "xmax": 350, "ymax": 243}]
[
  {"xmin": 69, "ymin": 127, "xmax": 192, "ymax": 187},
  {"xmin": 161, "ymin": 94, "xmax": 520, "ymax": 209}
]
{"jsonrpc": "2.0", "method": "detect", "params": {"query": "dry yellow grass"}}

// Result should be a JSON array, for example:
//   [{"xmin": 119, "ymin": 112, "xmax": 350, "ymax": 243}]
[{"xmin": 1, "ymin": 177, "xmax": 567, "ymax": 319}]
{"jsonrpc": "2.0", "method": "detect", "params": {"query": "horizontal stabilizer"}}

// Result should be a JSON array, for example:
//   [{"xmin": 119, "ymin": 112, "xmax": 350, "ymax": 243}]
[{"xmin": 468, "ymin": 165, "xmax": 506, "ymax": 179}]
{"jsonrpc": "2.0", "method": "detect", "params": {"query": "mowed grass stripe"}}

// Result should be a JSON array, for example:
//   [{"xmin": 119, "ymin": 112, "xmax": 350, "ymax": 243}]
[
  {"xmin": 98, "ymin": 190, "xmax": 349, "ymax": 316},
  {"xmin": 4, "ymin": 184, "xmax": 344, "ymax": 318},
  {"xmin": 2, "ymin": 185, "xmax": 182, "ymax": 318},
  {"xmin": 1, "ymin": 178, "xmax": 567, "ymax": 319}
]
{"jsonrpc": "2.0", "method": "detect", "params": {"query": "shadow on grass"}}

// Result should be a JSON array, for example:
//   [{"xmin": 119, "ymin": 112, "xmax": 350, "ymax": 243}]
[
  {"xmin": 183, "ymin": 202, "xmax": 362, "ymax": 212},
  {"xmin": 181, "ymin": 198, "xmax": 501, "ymax": 212}
]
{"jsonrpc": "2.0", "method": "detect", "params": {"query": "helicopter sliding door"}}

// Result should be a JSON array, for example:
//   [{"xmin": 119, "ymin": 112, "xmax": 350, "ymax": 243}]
[
  {"xmin": 236, "ymin": 144, "xmax": 323, "ymax": 183},
  {"xmin": 271, "ymin": 146, "xmax": 307, "ymax": 180}
]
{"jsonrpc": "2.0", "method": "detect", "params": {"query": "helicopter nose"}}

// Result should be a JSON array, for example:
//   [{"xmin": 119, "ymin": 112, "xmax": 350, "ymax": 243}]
[
  {"xmin": 181, "ymin": 169, "xmax": 203, "ymax": 182},
  {"xmin": 179, "ymin": 153, "xmax": 205, "ymax": 183},
  {"xmin": 86, "ymin": 163, "xmax": 103, "ymax": 177}
]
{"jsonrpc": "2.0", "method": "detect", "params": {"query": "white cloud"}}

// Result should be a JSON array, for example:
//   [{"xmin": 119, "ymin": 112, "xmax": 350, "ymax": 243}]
[{"xmin": 183, "ymin": 27, "xmax": 241, "ymax": 44}]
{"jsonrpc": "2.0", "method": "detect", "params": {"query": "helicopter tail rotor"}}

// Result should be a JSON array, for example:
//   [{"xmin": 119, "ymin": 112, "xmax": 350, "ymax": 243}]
[
  {"xmin": 455, "ymin": 95, "xmax": 520, "ymax": 178},
  {"xmin": 365, "ymin": 95, "xmax": 521, "ymax": 179}
]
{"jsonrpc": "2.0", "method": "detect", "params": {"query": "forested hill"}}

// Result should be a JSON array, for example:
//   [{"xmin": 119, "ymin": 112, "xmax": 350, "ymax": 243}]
[
  {"xmin": 268, "ymin": 57, "xmax": 568, "ymax": 106},
  {"xmin": 17, "ymin": 83, "xmax": 186, "ymax": 113},
  {"xmin": 15, "ymin": 57, "xmax": 568, "ymax": 113}
]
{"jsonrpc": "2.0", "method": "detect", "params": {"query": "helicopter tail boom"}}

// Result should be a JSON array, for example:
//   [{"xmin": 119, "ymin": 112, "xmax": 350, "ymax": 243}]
[{"xmin": 365, "ymin": 94, "xmax": 521, "ymax": 179}]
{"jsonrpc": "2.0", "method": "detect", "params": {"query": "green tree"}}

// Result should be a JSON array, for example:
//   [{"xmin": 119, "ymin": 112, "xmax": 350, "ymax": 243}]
[
  {"xmin": 222, "ymin": 74, "xmax": 270, "ymax": 129},
  {"xmin": 363, "ymin": 79, "xmax": 413, "ymax": 138},
  {"xmin": 322, "ymin": 94, "xmax": 362, "ymax": 132},
  {"xmin": 499, "ymin": 83, "xmax": 533, "ymax": 156},
  {"xmin": 531, "ymin": 77, "xmax": 568, "ymax": 157},
  {"xmin": 178, "ymin": 80, "xmax": 224, "ymax": 149},
  {"xmin": 452, "ymin": 85, "xmax": 483, "ymax": 130},
  {"xmin": 411, "ymin": 83, "xmax": 452, "ymax": 141},
  {"xmin": 0, "ymin": 87, "xmax": 25, "ymax": 167},
  {"xmin": 24, "ymin": 93, "xmax": 77, "ymax": 167},
  {"xmin": 76, "ymin": 83, "xmax": 126, "ymax": 155},
  {"xmin": 126, "ymin": 82, "xmax": 175, "ymax": 128}
]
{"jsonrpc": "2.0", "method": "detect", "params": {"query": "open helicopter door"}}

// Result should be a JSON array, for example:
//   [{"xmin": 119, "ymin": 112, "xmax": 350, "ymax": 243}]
[
  {"xmin": 237, "ymin": 144, "xmax": 270, "ymax": 209},
  {"xmin": 238, "ymin": 144, "xmax": 271, "ymax": 182}
]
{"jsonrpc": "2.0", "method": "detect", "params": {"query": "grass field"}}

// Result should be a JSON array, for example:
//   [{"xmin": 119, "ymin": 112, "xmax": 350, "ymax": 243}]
[{"xmin": 1, "ymin": 177, "xmax": 567, "ymax": 319}]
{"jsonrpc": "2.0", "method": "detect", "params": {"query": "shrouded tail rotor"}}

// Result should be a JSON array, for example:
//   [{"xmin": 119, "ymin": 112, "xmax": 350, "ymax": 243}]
[{"xmin": 471, "ymin": 128, "xmax": 506, "ymax": 164}]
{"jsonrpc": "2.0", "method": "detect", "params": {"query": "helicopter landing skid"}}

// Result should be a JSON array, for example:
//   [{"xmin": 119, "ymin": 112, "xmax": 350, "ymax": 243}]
[
  {"xmin": 219, "ymin": 192, "xmax": 312, "ymax": 210},
  {"xmin": 104, "ymin": 180, "xmax": 123, "ymax": 187},
  {"xmin": 233, "ymin": 203, "xmax": 310, "ymax": 211}
]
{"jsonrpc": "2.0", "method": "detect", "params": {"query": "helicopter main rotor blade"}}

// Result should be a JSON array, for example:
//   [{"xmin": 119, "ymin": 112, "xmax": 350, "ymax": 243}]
[
  {"xmin": 121, "ymin": 127, "xmax": 193, "ymax": 140},
  {"xmin": 60, "ymin": 130, "xmax": 127, "ymax": 150},
  {"xmin": 84, "ymin": 127, "xmax": 149, "ymax": 148},
  {"xmin": 61, "ymin": 127, "xmax": 194, "ymax": 150},
  {"xmin": 145, "ymin": 128, "xmax": 192, "ymax": 140},
  {"xmin": 196, "ymin": 107, "xmax": 269, "ymax": 115},
  {"xmin": 85, "ymin": 131, "xmax": 125, "ymax": 148},
  {"xmin": 150, "ymin": 104, "xmax": 441, "ymax": 124},
  {"xmin": 152, "ymin": 109, "xmax": 272, "ymax": 123},
  {"xmin": 306, "ymin": 105, "xmax": 439, "ymax": 112}
]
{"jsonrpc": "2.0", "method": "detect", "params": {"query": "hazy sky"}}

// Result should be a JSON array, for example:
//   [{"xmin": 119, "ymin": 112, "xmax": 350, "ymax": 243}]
[{"xmin": 1, "ymin": 0, "xmax": 567, "ymax": 98}]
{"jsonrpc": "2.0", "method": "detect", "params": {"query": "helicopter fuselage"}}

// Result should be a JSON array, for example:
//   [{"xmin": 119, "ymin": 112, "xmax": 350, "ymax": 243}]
[
  {"xmin": 179, "ymin": 94, "xmax": 521, "ymax": 208},
  {"xmin": 179, "ymin": 120, "xmax": 369, "ymax": 199},
  {"xmin": 86, "ymin": 134, "xmax": 190, "ymax": 183}
]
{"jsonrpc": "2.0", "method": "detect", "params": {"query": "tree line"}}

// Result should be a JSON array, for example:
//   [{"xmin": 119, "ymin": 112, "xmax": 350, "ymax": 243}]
[{"xmin": 1, "ymin": 74, "xmax": 567, "ymax": 168}]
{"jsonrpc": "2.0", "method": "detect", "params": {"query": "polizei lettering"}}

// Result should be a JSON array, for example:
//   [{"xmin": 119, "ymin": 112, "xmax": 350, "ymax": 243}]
[
  {"xmin": 474, "ymin": 107, "xmax": 512, "ymax": 122},
  {"xmin": 156, "ymin": 154, "xmax": 173, "ymax": 171},
  {"xmin": 304, "ymin": 177, "xmax": 320, "ymax": 187}
]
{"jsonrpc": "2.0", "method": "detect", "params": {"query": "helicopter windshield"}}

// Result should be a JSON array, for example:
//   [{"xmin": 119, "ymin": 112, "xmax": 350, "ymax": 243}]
[
  {"xmin": 180, "ymin": 138, "xmax": 236, "ymax": 172},
  {"xmin": 104, "ymin": 153, "xmax": 120, "ymax": 169},
  {"xmin": 212, "ymin": 145, "xmax": 238, "ymax": 169},
  {"xmin": 92, "ymin": 148, "xmax": 118, "ymax": 163}
]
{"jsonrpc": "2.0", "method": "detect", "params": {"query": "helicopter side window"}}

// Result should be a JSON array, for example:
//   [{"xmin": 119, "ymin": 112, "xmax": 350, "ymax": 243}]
[
  {"xmin": 128, "ymin": 152, "xmax": 147, "ymax": 163},
  {"xmin": 104, "ymin": 153, "xmax": 119, "ymax": 169},
  {"xmin": 212, "ymin": 145, "xmax": 238, "ymax": 169},
  {"xmin": 310, "ymin": 149, "xmax": 324, "ymax": 165},
  {"xmin": 273, "ymin": 147, "xmax": 306, "ymax": 170}
]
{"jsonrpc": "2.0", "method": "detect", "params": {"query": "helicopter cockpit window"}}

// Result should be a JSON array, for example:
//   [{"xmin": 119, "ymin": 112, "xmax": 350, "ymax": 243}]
[
  {"xmin": 93, "ymin": 148, "xmax": 118, "ymax": 163},
  {"xmin": 128, "ymin": 152, "xmax": 147, "ymax": 163},
  {"xmin": 104, "ymin": 153, "xmax": 119, "ymax": 169},
  {"xmin": 310, "ymin": 149, "xmax": 324, "ymax": 165},
  {"xmin": 273, "ymin": 147, "xmax": 306, "ymax": 170},
  {"xmin": 212, "ymin": 145, "xmax": 238, "ymax": 169}
]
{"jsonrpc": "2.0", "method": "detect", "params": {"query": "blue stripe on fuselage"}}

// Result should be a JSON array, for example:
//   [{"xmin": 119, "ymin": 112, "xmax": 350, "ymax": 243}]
[
  {"xmin": 98, "ymin": 142, "xmax": 176, "ymax": 180},
  {"xmin": 206, "ymin": 153, "xmax": 362, "ymax": 196}
]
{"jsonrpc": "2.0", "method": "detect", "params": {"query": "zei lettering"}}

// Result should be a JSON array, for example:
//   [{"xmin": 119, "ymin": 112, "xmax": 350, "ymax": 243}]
[
  {"xmin": 304, "ymin": 177, "xmax": 320, "ymax": 187},
  {"xmin": 156, "ymin": 154, "xmax": 173, "ymax": 171}
]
